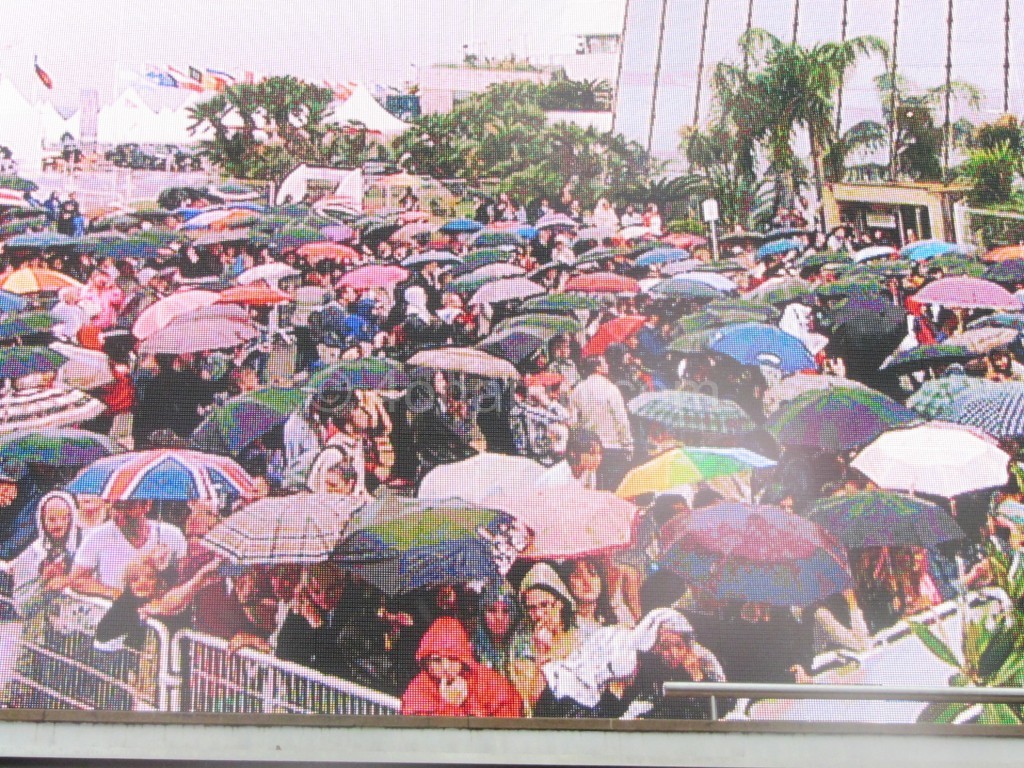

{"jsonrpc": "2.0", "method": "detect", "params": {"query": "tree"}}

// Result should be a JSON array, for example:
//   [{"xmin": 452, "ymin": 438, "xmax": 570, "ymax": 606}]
[
  {"xmin": 960, "ymin": 142, "xmax": 1022, "ymax": 206},
  {"xmin": 822, "ymin": 120, "xmax": 889, "ymax": 183},
  {"xmin": 713, "ymin": 28, "xmax": 887, "ymax": 212}
]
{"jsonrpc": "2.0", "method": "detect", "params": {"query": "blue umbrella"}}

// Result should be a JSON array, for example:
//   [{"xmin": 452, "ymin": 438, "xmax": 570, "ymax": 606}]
[
  {"xmin": 756, "ymin": 238, "xmax": 805, "ymax": 261},
  {"xmin": 708, "ymin": 322, "xmax": 818, "ymax": 373},
  {"xmin": 440, "ymin": 218, "xmax": 484, "ymax": 234},
  {"xmin": 0, "ymin": 290, "xmax": 27, "ymax": 313},
  {"xmin": 900, "ymin": 239, "xmax": 965, "ymax": 262},
  {"xmin": 5, "ymin": 232, "xmax": 74, "ymax": 250},
  {"xmin": 635, "ymin": 247, "xmax": 691, "ymax": 267}
]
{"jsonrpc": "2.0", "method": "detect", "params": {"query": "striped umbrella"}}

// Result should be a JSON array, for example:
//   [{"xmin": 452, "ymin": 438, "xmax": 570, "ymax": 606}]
[
  {"xmin": 0, "ymin": 346, "xmax": 65, "ymax": 379},
  {"xmin": 948, "ymin": 383, "xmax": 1024, "ymax": 438},
  {"xmin": 767, "ymin": 386, "xmax": 919, "ymax": 453},
  {"xmin": 67, "ymin": 449, "xmax": 260, "ymax": 502},
  {"xmin": 628, "ymin": 391, "xmax": 757, "ymax": 436},
  {"xmin": 807, "ymin": 491, "xmax": 964, "ymax": 549},
  {"xmin": 616, "ymin": 447, "xmax": 776, "ymax": 498},
  {"xmin": 0, "ymin": 428, "xmax": 122, "ymax": 467},
  {"xmin": 0, "ymin": 385, "xmax": 106, "ymax": 435},
  {"xmin": 202, "ymin": 493, "xmax": 363, "ymax": 565}
]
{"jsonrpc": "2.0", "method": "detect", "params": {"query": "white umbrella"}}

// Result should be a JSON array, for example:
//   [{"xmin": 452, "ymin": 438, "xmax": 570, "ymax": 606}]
[
  {"xmin": 851, "ymin": 422, "xmax": 1010, "ymax": 498},
  {"xmin": 51, "ymin": 342, "xmax": 115, "ymax": 390},
  {"xmin": 237, "ymin": 263, "xmax": 300, "ymax": 286},
  {"xmin": 851, "ymin": 245, "xmax": 898, "ymax": 263},
  {"xmin": 469, "ymin": 277, "xmax": 545, "ymax": 306},
  {"xmin": 418, "ymin": 453, "xmax": 546, "ymax": 504},
  {"xmin": 0, "ymin": 385, "xmax": 106, "ymax": 434}
]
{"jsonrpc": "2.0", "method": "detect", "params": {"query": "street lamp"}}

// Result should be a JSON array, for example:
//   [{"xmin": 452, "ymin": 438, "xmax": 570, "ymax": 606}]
[{"xmin": 702, "ymin": 198, "xmax": 720, "ymax": 261}]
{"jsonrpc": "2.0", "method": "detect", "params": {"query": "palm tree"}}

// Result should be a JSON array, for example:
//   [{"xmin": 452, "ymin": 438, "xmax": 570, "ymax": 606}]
[
  {"xmin": 822, "ymin": 120, "xmax": 889, "ymax": 182},
  {"xmin": 714, "ymin": 28, "xmax": 888, "ymax": 213}
]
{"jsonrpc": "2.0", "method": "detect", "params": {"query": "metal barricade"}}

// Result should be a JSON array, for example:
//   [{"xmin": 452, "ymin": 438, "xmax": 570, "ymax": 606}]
[
  {"xmin": 0, "ymin": 591, "xmax": 172, "ymax": 711},
  {"xmin": 172, "ymin": 629, "xmax": 401, "ymax": 716}
]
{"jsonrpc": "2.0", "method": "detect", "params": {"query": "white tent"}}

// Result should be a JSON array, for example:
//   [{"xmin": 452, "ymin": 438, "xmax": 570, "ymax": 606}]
[
  {"xmin": 325, "ymin": 85, "xmax": 410, "ymax": 137},
  {"xmin": 96, "ymin": 87, "xmax": 162, "ymax": 144},
  {"xmin": 39, "ymin": 103, "xmax": 80, "ymax": 147},
  {"xmin": 0, "ymin": 77, "xmax": 42, "ymax": 169}
]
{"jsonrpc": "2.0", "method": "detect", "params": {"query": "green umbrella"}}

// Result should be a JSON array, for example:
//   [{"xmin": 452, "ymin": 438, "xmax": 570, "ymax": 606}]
[
  {"xmin": 0, "ymin": 311, "xmax": 57, "ymax": 341},
  {"xmin": 706, "ymin": 298, "xmax": 782, "ymax": 323},
  {"xmin": 306, "ymin": 358, "xmax": 410, "ymax": 392},
  {"xmin": 190, "ymin": 387, "xmax": 307, "ymax": 455},
  {"xmin": 495, "ymin": 313, "xmax": 582, "ymax": 336},
  {"xmin": 806, "ymin": 491, "xmax": 964, "ymax": 549},
  {"xmin": 745, "ymin": 278, "xmax": 813, "ymax": 306},
  {"xmin": 815, "ymin": 276, "xmax": 883, "ymax": 299},
  {"xmin": 0, "ymin": 346, "xmax": 65, "ymax": 378},
  {"xmin": 628, "ymin": 391, "xmax": 757, "ymax": 436},
  {"xmin": 667, "ymin": 328, "xmax": 716, "ymax": 354},
  {"xmin": 0, "ymin": 428, "xmax": 122, "ymax": 466},
  {"xmin": 795, "ymin": 251, "xmax": 853, "ymax": 271},
  {"xmin": 522, "ymin": 293, "xmax": 602, "ymax": 312}
]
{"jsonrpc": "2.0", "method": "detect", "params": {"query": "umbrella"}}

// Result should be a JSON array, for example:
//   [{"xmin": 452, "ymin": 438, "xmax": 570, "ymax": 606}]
[
  {"xmin": 720, "ymin": 231, "xmax": 765, "ymax": 248},
  {"xmin": 330, "ymin": 496, "xmax": 523, "ymax": 595},
  {"xmin": 744, "ymin": 277, "xmax": 813, "ymax": 306},
  {"xmin": 968, "ymin": 313, "xmax": 1024, "ymax": 333},
  {"xmin": 486, "ymin": 488, "xmax": 639, "ymax": 559},
  {"xmin": 900, "ymin": 239, "xmax": 965, "ymax": 262},
  {"xmin": 708, "ymin": 322, "xmax": 817, "ymax": 374},
  {"xmin": 296, "ymin": 241, "xmax": 362, "ymax": 264},
  {"xmin": 469, "ymin": 277, "xmax": 545, "ymax": 305},
  {"xmin": 0, "ymin": 290, "xmax": 28, "ymax": 313},
  {"xmin": 191, "ymin": 387, "xmax": 307, "ymax": 455},
  {"xmin": 0, "ymin": 428, "xmax": 122, "ymax": 467},
  {"xmin": 851, "ymin": 422, "xmax": 1009, "ymax": 498},
  {"xmin": 880, "ymin": 343, "xmax": 978, "ymax": 374},
  {"xmin": 767, "ymin": 387, "xmax": 919, "ymax": 453},
  {"xmin": 661, "ymin": 233, "xmax": 708, "ymax": 249},
  {"xmin": 616, "ymin": 447, "xmax": 776, "ymax": 499},
  {"xmin": 667, "ymin": 328, "xmax": 715, "ymax": 354},
  {"xmin": 648, "ymin": 278, "xmax": 723, "ymax": 300},
  {"xmin": 983, "ymin": 245, "xmax": 1024, "ymax": 263},
  {"xmin": 815, "ymin": 276, "xmax": 883, "ymax": 300},
  {"xmin": 576, "ymin": 225, "xmax": 618, "ymax": 242},
  {"xmin": 761, "ymin": 373, "xmax": 876, "ymax": 416},
  {"xmin": 418, "ymin": 453, "xmax": 547, "ymax": 503},
  {"xmin": 756, "ymin": 239, "xmax": 804, "ymax": 260},
  {"xmin": 634, "ymin": 248, "xmax": 691, "ymax": 267},
  {"xmin": 535, "ymin": 213, "xmax": 578, "ymax": 230},
  {"xmin": 983, "ymin": 259, "xmax": 1024, "ymax": 284},
  {"xmin": 906, "ymin": 374, "xmax": 995, "ymax": 419},
  {"xmin": 4, "ymin": 232, "xmax": 74, "ymax": 250},
  {"xmin": 706, "ymin": 298, "xmax": 782, "ymax": 323},
  {"xmin": 470, "ymin": 231, "xmax": 524, "ymax": 248},
  {"xmin": 911, "ymin": 277, "xmax": 1023, "ymax": 311},
  {"xmin": 202, "ymin": 493, "xmax": 363, "ymax": 566},
  {"xmin": 440, "ymin": 218, "xmax": 484, "ymax": 234},
  {"xmin": 0, "ymin": 385, "xmax": 106, "ymax": 435},
  {"xmin": 400, "ymin": 250, "xmax": 462, "ymax": 268},
  {"xmin": 216, "ymin": 284, "xmax": 291, "ymax": 306},
  {"xmin": 307, "ymin": 358, "xmax": 410, "ymax": 391},
  {"xmin": 807, "ymin": 491, "xmax": 964, "ymax": 549},
  {"xmin": 390, "ymin": 221, "xmax": 437, "ymax": 243},
  {"xmin": 616, "ymin": 225, "xmax": 654, "ymax": 241},
  {"xmin": 408, "ymin": 347, "xmax": 520, "ymax": 379},
  {"xmin": 139, "ymin": 316, "xmax": 258, "ymax": 355},
  {"xmin": 477, "ymin": 328, "xmax": 548, "ymax": 364},
  {"xmin": 321, "ymin": 224, "xmax": 355, "ymax": 242},
  {"xmin": 565, "ymin": 272, "xmax": 640, "ymax": 294},
  {"xmin": 190, "ymin": 229, "xmax": 251, "ymax": 248},
  {"xmin": 50, "ymin": 342, "xmax": 116, "ymax": 390},
  {"xmin": 0, "ymin": 268, "xmax": 83, "ymax": 294},
  {"xmin": 495, "ymin": 313, "xmax": 582, "ymax": 337},
  {"xmin": 794, "ymin": 251, "xmax": 853, "ymax": 271},
  {"xmin": 674, "ymin": 272, "xmax": 738, "ymax": 292},
  {"xmin": 847, "ymin": 246, "xmax": 897, "ymax": 264},
  {"xmin": 337, "ymin": 264, "xmax": 410, "ymax": 290},
  {"xmin": 582, "ymin": 315, "xmax": 647, "ymax": 357},
  {"xmin": 521, "ymin": 293, "xmax": 602, "ymax": 312},
  {"xmin": 628, "ymin": 391, "xmax": 756, "ymax": 436},
  {"xmin": 237, "ymin": 263, "xmax": 300, "ymax": 286},
  {"xmin": 946, "ymin": 327, "xmax": 1019, "ymax": 354},
  {"xmin": 67, "ymin": 449, "xmax": 260, "ymax": 501},
  {"xmin": 658, "ymin": 502, "xmax": 852, "ymax": 607},
  {"xmin": 132, "ymin": 290, "xmax": 221, "ymax": 340},
  {"xmin": 0, "ymin": 346, "xmax": 65, "ymax": 379},
  {"xmin": 947, "ymin": 382, "xmax": 1024, "ymax": 438}
]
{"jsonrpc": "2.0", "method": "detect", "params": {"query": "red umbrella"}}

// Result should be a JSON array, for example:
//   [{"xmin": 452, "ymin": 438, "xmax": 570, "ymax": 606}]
[
  {"xmin": 337, "ymin": 264, "xmax": 410, "ymax": 290},
  {"xmin": 565, "ymin": 272, "xmax": 640, "ymax": 294},
  {"xmin": 216, "ymin": 285, "xmax": 291, "ymax": 306},
  {"xmin": 661, "ymin": 233, "xmax": 708, "ymax": 249},
  {"xmin": 582, "ymin": 315, "xmax": 647, "ymax": 357},
  {"xmin": 296, "ymin": 241, "xmax": 361, "ymax": 264}
]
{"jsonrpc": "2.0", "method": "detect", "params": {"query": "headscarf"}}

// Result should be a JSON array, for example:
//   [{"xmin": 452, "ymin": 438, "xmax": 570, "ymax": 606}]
[
  {"xmin": 404, "ymin": 285, "xmax": 433, "ymax": 324},
  {"xmin": 473, "ymin": 582, "xmax": 522, "ymax": 672}
]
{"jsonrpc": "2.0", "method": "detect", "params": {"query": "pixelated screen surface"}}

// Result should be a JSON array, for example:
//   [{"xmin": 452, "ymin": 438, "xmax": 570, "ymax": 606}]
[{"xmin": 0, "ymin": 0, "xmax": 1023, "ymax": 729}]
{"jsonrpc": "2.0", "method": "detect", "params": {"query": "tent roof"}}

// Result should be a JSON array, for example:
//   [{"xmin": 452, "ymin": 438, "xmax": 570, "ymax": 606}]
[{"xmin": 325, "ymin": 84, "xmax": 409, "ymax": 136}]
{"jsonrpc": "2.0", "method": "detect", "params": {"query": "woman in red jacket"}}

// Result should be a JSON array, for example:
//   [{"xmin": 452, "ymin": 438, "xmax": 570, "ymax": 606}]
[{"xmin": 401, "ymin": 616, "xmax": 523, "ymax": 718}]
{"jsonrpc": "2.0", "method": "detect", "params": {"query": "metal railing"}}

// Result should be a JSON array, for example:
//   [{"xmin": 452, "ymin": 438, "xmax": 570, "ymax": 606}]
[{"xmin": 171, "ymin": 629, "xmax": 401, "ymax": 716}]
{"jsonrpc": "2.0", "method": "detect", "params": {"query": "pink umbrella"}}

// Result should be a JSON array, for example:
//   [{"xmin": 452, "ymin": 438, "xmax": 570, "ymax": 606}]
[
  {"xmin": 321, "ymin": 224, "xmax": 355, "ymax": 242},
  {"xmin": 132, "ymin": 290, "xmax": 220, "ymax": 340},
  {"xmin": 337, "ymin": 264, "xmax": 410, "ymax": 290},
  {"xmin": 486, "ymin": 488, "xmax": 639, "ymax": 559},
  {"xmin": 911, "ymin": 277, "xmax": 1023, "ymax": 311},
  {"xmin": 661, "ymin": 233, "xmax": 708, "ymax": 249}
]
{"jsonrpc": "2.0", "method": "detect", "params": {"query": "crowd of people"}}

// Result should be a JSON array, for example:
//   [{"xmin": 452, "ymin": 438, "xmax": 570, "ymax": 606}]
[{"xmin": 0, "ymin": 177, "xmax": 1021, "ymax": 720}]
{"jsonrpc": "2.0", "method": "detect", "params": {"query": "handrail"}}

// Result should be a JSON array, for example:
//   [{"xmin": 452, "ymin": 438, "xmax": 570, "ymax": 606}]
[{"xmin": 663, "ymin": 682, "xmax": 1024, "ymax": 704}]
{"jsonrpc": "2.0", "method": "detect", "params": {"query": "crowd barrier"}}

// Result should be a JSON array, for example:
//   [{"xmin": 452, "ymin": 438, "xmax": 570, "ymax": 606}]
[{"xmin": 0, "ymin": 588, "xmax": 1009, "ymax": 719}]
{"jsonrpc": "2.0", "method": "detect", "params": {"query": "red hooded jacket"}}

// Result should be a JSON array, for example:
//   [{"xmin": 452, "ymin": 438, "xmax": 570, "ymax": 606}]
[{"xmin": 401, "ymin": 617, "xmax": 523, "ymax": 717}]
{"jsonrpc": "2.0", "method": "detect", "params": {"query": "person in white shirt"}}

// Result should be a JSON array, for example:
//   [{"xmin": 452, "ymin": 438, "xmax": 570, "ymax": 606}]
[
  {"xmin": 569, "ymin": 356, "xmax": 634, "ymax": 490},
  {"xmin": 70, "ymin": 499, "xmax": 187, "ymax": 600}
]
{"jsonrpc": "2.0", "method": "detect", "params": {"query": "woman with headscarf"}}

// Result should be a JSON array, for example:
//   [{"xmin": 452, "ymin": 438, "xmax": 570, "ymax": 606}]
[
  {"xmin": 7, "ymin": 491, "xmax": 81, "ymax": 609},
  {"xmin": 400, "ymin": 285, "xmax": 441, "ymax": 352},
  {"xmin": 472, "ymin": 582, "xmax": 522, "ymax": 676}
]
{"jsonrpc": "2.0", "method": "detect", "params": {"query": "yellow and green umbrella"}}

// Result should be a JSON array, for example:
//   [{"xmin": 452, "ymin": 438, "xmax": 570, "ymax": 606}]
[{"xmin": 616, "ymin": 447, "xmax": 776, "ymax": 498}]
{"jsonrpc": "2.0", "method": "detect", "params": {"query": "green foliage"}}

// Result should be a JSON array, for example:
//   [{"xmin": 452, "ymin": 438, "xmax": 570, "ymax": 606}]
[
  {"xmin": 537, "ymin": 74, "xmax": 613, "ymax": 111},
  {"xmin": 960, "ymin": 143, "xmax": 1023, "ymax": 206}
]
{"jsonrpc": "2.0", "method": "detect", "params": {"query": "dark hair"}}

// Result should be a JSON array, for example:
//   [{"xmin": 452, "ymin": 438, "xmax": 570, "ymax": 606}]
[
  {"xmin": 566, "ymin": 429, "xmax": 602, "ymax": 461},
  {"xmin": 579, "ymin": 356, "xmax": 603, "ymax": 378},
  {"xmin": 555, "ymin": 558, "xmax": 618, "ymax": 627}
]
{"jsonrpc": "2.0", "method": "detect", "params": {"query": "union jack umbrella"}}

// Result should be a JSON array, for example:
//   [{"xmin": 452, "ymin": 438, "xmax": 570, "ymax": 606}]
[{"xmin": 67, "ymin": 449, "xmax": 260, "ymax": 502}]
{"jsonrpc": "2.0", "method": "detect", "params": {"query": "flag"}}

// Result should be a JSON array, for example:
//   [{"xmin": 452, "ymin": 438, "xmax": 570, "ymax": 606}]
[
  {"xmin": 145, "ymin": 67, "xmax": 178, "ymax": 88},
  {"xmin": 188, "ymin": 66, "xmax": 203, "ymax": 83},
  {"xmin": 206, "ymin": 68, "xmax": 236, "ymax": 84},
  {"xmin": 34, "ymin": 56, "xmax": 53, "ymax": 89},
  {"xmin": 168, "ymin": 66, "xmax": 203, "ymax": 92}
]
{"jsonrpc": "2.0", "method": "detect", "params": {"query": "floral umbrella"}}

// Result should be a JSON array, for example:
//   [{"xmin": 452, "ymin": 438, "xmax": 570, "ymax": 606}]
[{"xmin": 658, "ymin": 502, "xmax": 853, "ymax": 607}]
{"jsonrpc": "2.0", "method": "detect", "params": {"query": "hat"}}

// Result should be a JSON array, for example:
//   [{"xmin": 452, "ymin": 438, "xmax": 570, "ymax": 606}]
[
  {"xmin": 311, "ymin": 385, "xmax": 354, "ymax": 420},
  {"xmin": 0, "ymin": 459, "xmax": 27, "ymax": 483},
  {"xmin": 519, "ymin": 562, "xmax": 575, "ymax": 609}
]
